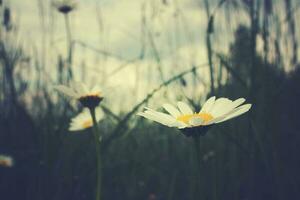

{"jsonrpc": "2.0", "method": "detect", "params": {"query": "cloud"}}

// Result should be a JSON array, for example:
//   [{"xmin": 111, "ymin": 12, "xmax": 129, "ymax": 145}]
[{"xmin": 6, "ymin": 0, "xmax": 215, "ymax": 110}]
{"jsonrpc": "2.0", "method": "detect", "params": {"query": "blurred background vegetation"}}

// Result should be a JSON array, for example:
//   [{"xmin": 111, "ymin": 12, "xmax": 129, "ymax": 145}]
[{"xmin": 0, "ymin": 0, "xmax": 300, "ymax": 199}]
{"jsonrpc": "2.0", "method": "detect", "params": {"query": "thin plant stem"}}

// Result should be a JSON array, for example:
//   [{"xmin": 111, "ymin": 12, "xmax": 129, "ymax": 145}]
[
  {"xmin": 204, "ymin": 0, "xmax": 215, "ymax": 94},
  {"xmin": 64, "ymin": 13, "xmax": 73, "ymax": 82},
  {"xmin": 89, "ymin": 107, "xmax": 102, "ymax": 200},
  {"xmin": 64, "ymin": 14, "xmax": 72, "ymax": 48},
  {"xmin": 192, "ymin": 135, "xmax": 202, "ymax": 200}
]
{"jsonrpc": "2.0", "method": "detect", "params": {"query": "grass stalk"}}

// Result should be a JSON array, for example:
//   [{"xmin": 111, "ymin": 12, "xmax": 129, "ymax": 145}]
[
  {"xmin": 192, "ymin": 135, "xmax": 202, "ymax": 200},
  {"xmin": 89, "ymin": 107, "xmax": 102, "ymax": 200},
  {"xmin": 63, "ymin": 13, "xmax": 73, "ymax": 82}
]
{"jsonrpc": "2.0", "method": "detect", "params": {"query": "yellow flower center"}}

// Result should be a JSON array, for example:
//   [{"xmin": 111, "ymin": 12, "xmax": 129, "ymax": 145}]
[
  {"xmin": 90, "ymin": 92, "xmax": 101, "ymax": 97},
  {"xmin": 82, "ymin": 120, "xmax": 93, "ymax": 129},
  {"xmin": 176, "ymin": 113, "xmax": 213, "ymax": 125},
  {"xmin": 80, "ymin": 92, "xmax": 101, "ymax": 99}
]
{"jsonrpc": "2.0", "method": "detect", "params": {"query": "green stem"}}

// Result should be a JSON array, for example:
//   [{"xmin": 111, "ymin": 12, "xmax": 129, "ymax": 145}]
[
  {"xmin": 64, "ymin": 14, "xmax": 72, "ymax": 44},
  {"xmin": 64, "ymin": 13, "xmax": 73, "ymax": 82},
  {"xmin": 89, "ymin": 107, "xmax": 102, "ymax": 200},
  {"xmin": 193, "ymin": 136, "xmax": 201, "ymax": 169},
  {"xmin": 193, "ymin": 136, "xmax": 202, "ymax": 199}
]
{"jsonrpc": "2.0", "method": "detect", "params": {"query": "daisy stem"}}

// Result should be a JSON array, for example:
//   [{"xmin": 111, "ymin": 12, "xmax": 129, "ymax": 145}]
[
  {"xmin": 64, "ymin": 13, "xmax": 73, "ymax": 82},
  {"xmin": 192, "ymin": 135, "xmax": 202, "ymax": 199},
  {"xmin": 89, "ymin": 107, "xmax": 102, "ymax": 200}
]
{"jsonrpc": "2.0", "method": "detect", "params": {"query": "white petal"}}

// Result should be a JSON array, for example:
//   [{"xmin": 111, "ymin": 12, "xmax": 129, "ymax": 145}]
[
  {"xmin": 210, "ymin": 98, "xmax": 245, "ymax": 118},
  {"xmin": 138, "ymin": 112, "xmax": 174, "ymax": 127},
  {"xmin": 167, "ymin": 120, "xmax": 188, "ymax": 128},
  {"xmin": 143, "ymin": 108, "xmax": 179, "ymax": 127},
  {"xmin": 177, "ymin": 101, "xmax": 193, "ymax": 115},
  {"xmin": 144, "ymin": 110, "xmax": 176, "ymax": 125},
  {"xmin": 68, "ymin": 107, "xmax": 103, "ymax": 132},
  {"xmin": 143, "ymin": 107, "xmax": 175, "ymax": 120},
  {"xmin": 200, "ymin": 96, "xmax": 216, "ymax": 113},
  {"xmin": 69, "ymin": 125, "xmax": 85, "ymax": 131},
  {"xmin": 72, "ymin": 108, "xmax": 89, "ymax": 121},
  {"xmin": 69, "ymin": 121, "xmax": 85, "ymax": 131},
  {"xmin": 163, "ymin": 103, "xmax": 181, "ymax": 118},
  {"xmin": 144, "ymin": 107, "xmax": 175, "ymax": 119},
  {"xmin": 72, "ymin": 82, "xmax": 89, "ymax": 96},
  {"xmin": 205, "ymin": 116, "xmax": 225, "ymax": 125},
  {"xmin": 94, "ymin": 107, "xmax": 104, "ymax": 122},
  {"xmin": 174, "ymin": 121, "xmax": 188, "ymax": 129},
  {"xmin": 210, "ymin": 98, "xmax": 232, "ymax": 117},
  {"xmin": 178, "ymin": 124, "xmax": 188, "ymax": 129},
  {"xmin": 232, "ymin": 98, "xmax": 246, "ymax": 108},
  {"xmin": 189, "ymin": 117, "xmax": 204, "ymax": 126},
  {"xmin": 53, "ymin": 85, "xmax": 78, "ymax": 98},
  {"xmin": 215, "ymin": 104, "xmax": 252, "ymax": 123}
]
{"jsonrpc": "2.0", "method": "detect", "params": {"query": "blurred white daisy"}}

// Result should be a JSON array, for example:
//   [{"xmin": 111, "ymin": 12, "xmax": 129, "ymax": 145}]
[
  {"xmin": 138, "ymin": 96, "xmax": 251, "ymax": 136},
  {"xmin": 69, "ymin": 108, "xmax": 103, "ymax": 131},
  {"xmin": 54, "ymin": 82, "xmax": 103, "ymax": 109},
  {"xmin": 0, "ymin": 155, "xmax": 13, "ymax": 167},
  {"xmin": 52, "ymin": 0, "xmax": 77, "ymax": 14}
]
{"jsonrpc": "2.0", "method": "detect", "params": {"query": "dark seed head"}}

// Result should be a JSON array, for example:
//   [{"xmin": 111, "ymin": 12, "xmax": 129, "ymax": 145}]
[
  {"xmin": 79, "ymin": 95, "xmax": 103, "ymax": 109},
  {"xmin": 58, "ymin": 5, "xmax": 73, "ymax": 14}
]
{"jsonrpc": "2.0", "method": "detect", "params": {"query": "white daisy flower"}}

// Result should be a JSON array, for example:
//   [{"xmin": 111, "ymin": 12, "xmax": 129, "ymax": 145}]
[
  {"xmin": 54, "ymin": 82, "xmax": 103, "ymax": 109},
  {"xmin": 0, "ymin": 155, "xmax": 14, "ymax": 167},
  {"xmin": 52, "ymin": 0, "xmax": 77, "ymax": 14},
  {"xmin": 69, "ymin": 108, "xmax": 103, "ymax": 131},
  {"xmin": 138, "ymin": 96, "xmax": 251, "ymax": 136}
]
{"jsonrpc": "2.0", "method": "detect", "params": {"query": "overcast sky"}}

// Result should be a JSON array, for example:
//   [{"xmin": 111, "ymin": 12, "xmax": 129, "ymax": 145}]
[{"xmin": 5, "ymin": 0, "xmax": 248, "ymax": 110}]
